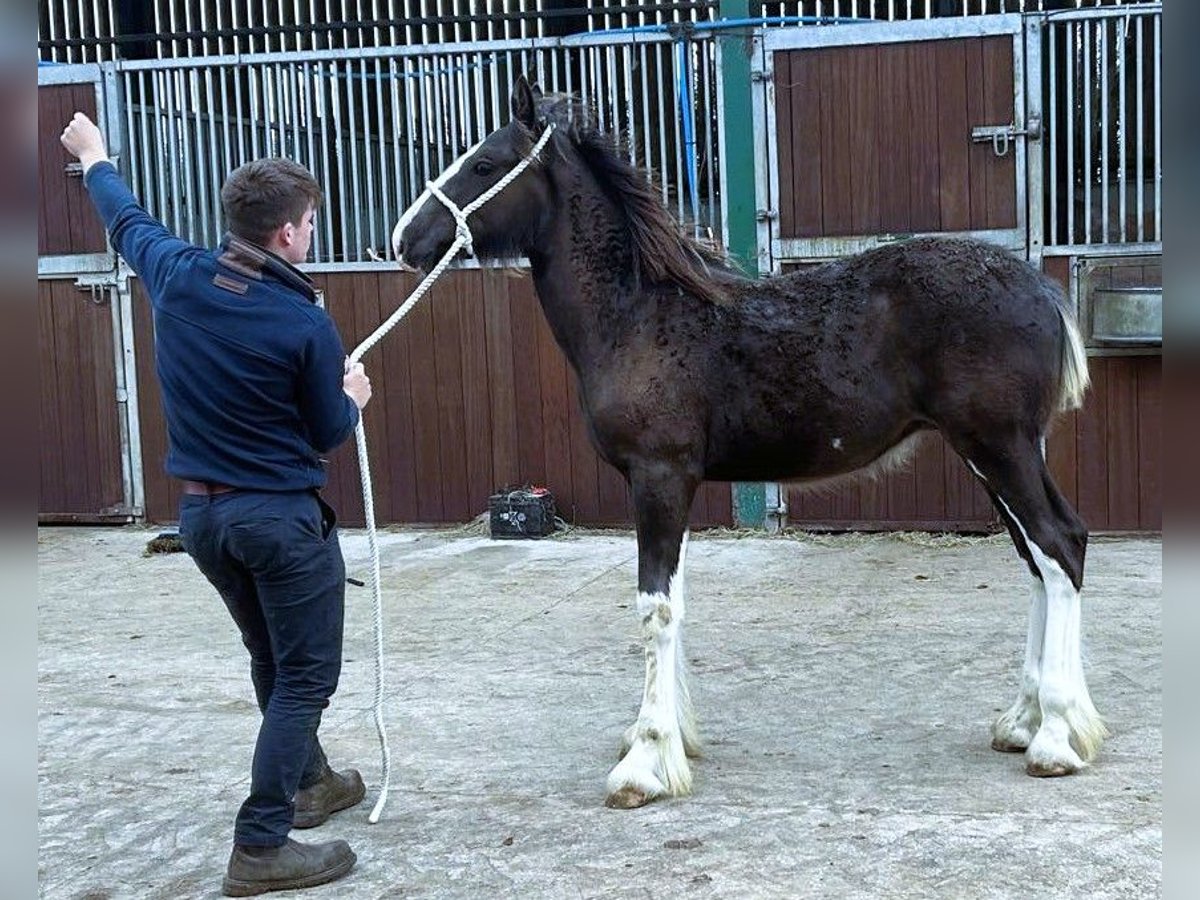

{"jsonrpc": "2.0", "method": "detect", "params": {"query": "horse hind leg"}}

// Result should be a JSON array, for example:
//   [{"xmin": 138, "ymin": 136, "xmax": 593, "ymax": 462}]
[
  {"xmin": 962, "ymin": 437, "xmax": 1107, "ymax": 776},
  {"xmin": 606, "ymin": 470, "xmax": 699, "ymax": 809}
]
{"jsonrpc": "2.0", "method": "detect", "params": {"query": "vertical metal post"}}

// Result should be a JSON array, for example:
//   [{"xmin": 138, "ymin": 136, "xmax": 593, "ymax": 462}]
[
  {"xmin": 719, "ymin": 0, "xmax": 768, "ymax": 528},
  {"xmin": 1024, "ymin": 16, "xmax": 1043, "ymax": 266}
]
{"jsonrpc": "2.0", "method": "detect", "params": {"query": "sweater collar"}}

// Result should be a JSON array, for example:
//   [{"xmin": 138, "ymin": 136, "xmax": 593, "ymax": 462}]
[{"xmin": 218, "ymin": 233, "xmax": 317, "ymax": 303}]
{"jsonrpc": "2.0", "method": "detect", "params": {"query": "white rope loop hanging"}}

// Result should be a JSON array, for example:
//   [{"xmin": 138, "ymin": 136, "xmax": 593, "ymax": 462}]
[{"xmin": 348, "ymin": 122, "xmax": 556, "ymax": 824}]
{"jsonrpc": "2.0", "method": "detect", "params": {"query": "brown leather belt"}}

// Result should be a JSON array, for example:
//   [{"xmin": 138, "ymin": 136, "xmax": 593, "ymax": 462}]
[{"xmin": 180, "ymin": 480, "xmax": 237, "ymax": 496}]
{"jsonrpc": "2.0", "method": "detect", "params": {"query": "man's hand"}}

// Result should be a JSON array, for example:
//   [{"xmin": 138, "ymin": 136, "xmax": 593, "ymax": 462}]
[
  {"xmin": 343, "ymin": 359, "xmax": 372, "ymax": 410},
  {"xmin": 59, "ymin": 112, "xmax": 110, "ymax": 174}
]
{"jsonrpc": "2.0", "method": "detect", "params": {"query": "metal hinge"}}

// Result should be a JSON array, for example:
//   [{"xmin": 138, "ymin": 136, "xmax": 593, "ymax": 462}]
[
  {"xmin": 750, "ymin": 67, "xmax": 772, "ymax": 83},
  {"xmin": 971, "ymin": 116, "xmax": 1042, "ymax": 157},
  {"xmin": 755, "ymin": 208, "xmax": 777, "ymax": 222}
]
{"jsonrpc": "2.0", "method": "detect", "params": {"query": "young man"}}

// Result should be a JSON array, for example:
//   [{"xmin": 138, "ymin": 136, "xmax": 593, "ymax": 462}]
[{"xmin": 61, "ymin": 112, "xmax": 371, "ymax": 896}]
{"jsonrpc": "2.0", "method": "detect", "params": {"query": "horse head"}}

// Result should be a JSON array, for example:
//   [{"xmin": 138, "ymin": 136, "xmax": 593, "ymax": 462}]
[{"xmin": 393, "ymin": 77, "xmax": 555, "ymax": 272}]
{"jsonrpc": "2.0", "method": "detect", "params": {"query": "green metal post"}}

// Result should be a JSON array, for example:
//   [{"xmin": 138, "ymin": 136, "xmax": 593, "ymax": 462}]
[{"xmin": 719, "ymin": 0, "xmax": 768, "ymax": 528}]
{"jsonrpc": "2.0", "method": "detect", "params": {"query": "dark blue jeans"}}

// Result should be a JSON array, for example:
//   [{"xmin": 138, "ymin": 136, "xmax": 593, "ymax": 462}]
[{"xmin": 179, "ymin": 489, "xmax": 345, "ymax": 847}]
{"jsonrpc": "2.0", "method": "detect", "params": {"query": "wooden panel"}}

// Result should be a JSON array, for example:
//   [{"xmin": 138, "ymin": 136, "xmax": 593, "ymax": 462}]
[
  {"xmin": 38, "ymin": 84, "xmax": 108, "ymax": 256},
  {"xmin": 934, "ymin": 40, "xmax": 971, "ymax": 232},
  {"xmin": 907, "ymin": 42, "xmax": 942, "ymax": 232},
  {"xmin": 876, "ymin": 43, "xmax": 912, "ymax": 234},
  {"xmin": 818, "ymin": 48, "xmax": 853, "ymax": 236},
  {"xmin": 1136, "ymin": 358, "xmax": 1161, "ymax": 529},
  {"xmin": 847, "ymin": 46, "xmax": 881, "ymax": 235},
  {"xmin": 789, "ymin": 50, "xmax": 824, "ymax": 237},
  {"xmin": 38, "ymin": 279, "xmax": 125, "ymax": 519},
  {"xmin": 1105, "ymin": 358, "xmax": 1140, "ymax": 529},
  {"xmin": 981, "ymin": 36, "xmax": 1018, "ymax": 229}
]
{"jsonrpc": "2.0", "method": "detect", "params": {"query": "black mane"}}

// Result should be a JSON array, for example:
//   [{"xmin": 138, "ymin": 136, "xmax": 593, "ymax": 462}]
[{"xmin": 537, "ymin": 99, "xmax": 739, "ymax": 306}]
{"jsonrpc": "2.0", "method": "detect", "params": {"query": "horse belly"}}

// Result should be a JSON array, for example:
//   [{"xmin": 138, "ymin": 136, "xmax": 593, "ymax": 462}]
[{"xmin": 704, "ymin": 404, "xmax": 917, "ymax": 483}]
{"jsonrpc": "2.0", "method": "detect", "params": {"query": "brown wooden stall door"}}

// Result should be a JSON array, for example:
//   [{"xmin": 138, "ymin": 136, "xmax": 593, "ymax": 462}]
[
  {"xmin": 38, "ymin": 280, "xmax": 126, "ymax": 519},
  {"xmin": 38, "ymin": 85, "xmax": 109, "ymax": 257},
  {"xmin": 776, "ymin": 37, "xmax": 1017, "ymax": 240}
]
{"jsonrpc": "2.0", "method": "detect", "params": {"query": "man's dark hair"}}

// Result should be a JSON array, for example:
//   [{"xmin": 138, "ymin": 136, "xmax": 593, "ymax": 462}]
[{"xmin": 220, "ymin": 158, "xmax": 322, "ymax": 246}]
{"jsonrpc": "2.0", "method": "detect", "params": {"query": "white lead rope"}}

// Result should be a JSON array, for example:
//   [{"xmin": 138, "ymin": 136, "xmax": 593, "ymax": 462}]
[{"xmin": 347, "ymin": 124, "xmax": 556, "ymax": 823}]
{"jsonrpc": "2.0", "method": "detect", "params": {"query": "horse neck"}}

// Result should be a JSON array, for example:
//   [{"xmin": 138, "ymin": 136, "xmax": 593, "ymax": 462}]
[{"xmin": 525, "ymin": 155, "xmax": 639, "ymax": 373}]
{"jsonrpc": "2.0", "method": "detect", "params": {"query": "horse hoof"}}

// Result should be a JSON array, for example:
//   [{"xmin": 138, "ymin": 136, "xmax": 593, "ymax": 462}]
[
  {"xmin": 991, "ymin": 735, "xmax": 1029, "ymax": 753},
  {"xmin": 1025, "ymin": 758, "xmax": 1081, "ymax": 777},
  {"xmin": 605, "ymin": 786, "xmax": 649, "ymax": 809}
]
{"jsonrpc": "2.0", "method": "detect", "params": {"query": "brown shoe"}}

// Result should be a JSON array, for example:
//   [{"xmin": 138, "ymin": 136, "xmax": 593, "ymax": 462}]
[
  {"xmin": 293, "ymin": 768, "xmax": 366, "ymax": 829},
  {"xmin": 222, "ymin": 838, "xmax": 356, "ymax": 896}
]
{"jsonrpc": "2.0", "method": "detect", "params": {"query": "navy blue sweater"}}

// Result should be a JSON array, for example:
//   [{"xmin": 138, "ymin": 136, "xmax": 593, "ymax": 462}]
[{"xmin": 84, "ymin": 161, "xmax": 359, "ymax": 491}]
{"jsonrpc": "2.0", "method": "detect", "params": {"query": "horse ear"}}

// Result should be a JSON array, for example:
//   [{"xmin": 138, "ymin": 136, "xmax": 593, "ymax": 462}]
[{"xmin": 511, "ymin": 76, "xmax": 538, "ymax": 129}]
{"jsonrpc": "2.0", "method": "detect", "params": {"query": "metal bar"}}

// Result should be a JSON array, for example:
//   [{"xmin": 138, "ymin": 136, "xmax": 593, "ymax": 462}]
[
  {"xmin": 318, "ymin": 61, "xmax": 336, "ymax": 258},
  {"xmin": 1066, "ymin": 23, "xmax": 1075, "ymax": 244},
  {"xmin": 655, "ymin": 42, "xmax": 669, "ymax": 206},
  {"xmin": 177, "ymin": 70, "xmax": 197, "ymax": 244},
  {"xmin": 1083, "ymin": 20, "xmax": 1091, "ymax": 244},
  {"xmin": 275, "ymin": 63, "xmax": 288, "ymax": 157},
  {"xmin": 1118, "ymin": 15, "xmax": 1126, "ymax": 243},
  {"xmin": 331, "ymin": 60, "xmax": 350, "ymax": 262},
  {"xmin": 248, "ymin": 68, "xmax": 261, "ymax": 159},
  {"xmin": 639, "ymin": 41, "xmax": 651, "ymax": 173},
  {"xmin": 623, "ymin": 41, "xmax": 636, "ymax": 163},
  {"xmin": 403, "ymin": 55, "xmax": 420, "ymax": 213},
  {"xmin": 671, "ymin": 42, "xmax": 685, "ymax": 222},
  {"xmin": 195, "ymin": 69, "xmax": 213, "ymax": 246},
  {"xmin": 417, "ymin": 55, "xmax": 432, "ymax": 186},
  {"xmin": 164, "ymin": 71, "xmax": 182, "ymax": 237},
  {"xmin": 374, "ymin": 55, "xmax": 390, "ymax": 261},
  {"xmin": 1099, "ymin": 19, "xmax": 1108, "ymax": 243},
  {"xmin": 1153, "ymin": 12, "xmax": 1160, "ymax": 241},
  {"xmin": 1049, "ymin": 21, "xmax": 1057, "ymax": 245},
  {"xmin": 303, "ymin": 61, "xmax": 322, "ymax": 260},
  {"xmin": 1136, "ymin": 14, "xmax": 1144, "ymax": 242},
  {"xmin": 122, "ymin": 72, "xmax": 138, "ymax": 205},
  {"xmin": 362, "ymin": 56, "xmax": 379, "ymax": 257},
  {"xmin": 703, "ymin": 39, "xmax": 717, "ymax": 237},
  {"xmin": 347, "ymin": 59, "xmax": 364, "ymax": 261}
]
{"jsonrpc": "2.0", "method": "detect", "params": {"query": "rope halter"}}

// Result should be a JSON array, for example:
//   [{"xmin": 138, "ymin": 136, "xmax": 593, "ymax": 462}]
[{"xmin": 424, "ymin": 122, "xmax": 557, "ymax": 258}]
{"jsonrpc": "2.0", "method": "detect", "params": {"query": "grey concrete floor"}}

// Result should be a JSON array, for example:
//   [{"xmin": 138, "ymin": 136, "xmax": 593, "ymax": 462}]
[{"xmin": 38, "ymin": 526, "xmax": 1161, "ymax": 900}]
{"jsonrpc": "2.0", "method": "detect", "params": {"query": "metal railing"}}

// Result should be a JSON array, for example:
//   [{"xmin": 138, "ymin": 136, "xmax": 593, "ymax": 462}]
[
  {"xmin": 753, "ymin": 0, "xmax": 1156, "ymax": 20},
  {"xmin": 115, "ymin": 30, "xmax": 723, "ymax": 263},
  {"xmin": 1042, "ymin": 4, "xmax": 1161, "ymax": 250},
  {"xmin": 38, "ymin": 1, "xmax": 720, "ymax": 62}
]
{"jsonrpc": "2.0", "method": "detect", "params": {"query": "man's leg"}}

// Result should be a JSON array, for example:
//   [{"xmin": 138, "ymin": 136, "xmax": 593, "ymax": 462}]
[{"xmin": 229, "ymin": 491, "xmax": 347, "ymax": 847}]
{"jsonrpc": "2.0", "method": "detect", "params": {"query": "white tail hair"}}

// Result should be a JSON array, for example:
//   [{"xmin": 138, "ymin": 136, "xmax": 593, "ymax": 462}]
[{"xmin": 1056, "ymin": 302, "xmax": 1090, "ymax": 412}]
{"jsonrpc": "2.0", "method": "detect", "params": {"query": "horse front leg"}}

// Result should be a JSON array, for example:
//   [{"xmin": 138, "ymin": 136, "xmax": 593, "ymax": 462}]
[{"xmin": 605, "ymin": 469, "xmax": 699, "ymax": 809}]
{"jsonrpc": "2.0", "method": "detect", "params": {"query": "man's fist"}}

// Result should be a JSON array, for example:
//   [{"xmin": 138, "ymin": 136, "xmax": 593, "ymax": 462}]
[
  {"xmin": 60, "ymin": 112, "xmax": 109, "ymax": 173},
  {"xmin": 343, "ymin": 359, "xmax": 372, "ymax": 411}
]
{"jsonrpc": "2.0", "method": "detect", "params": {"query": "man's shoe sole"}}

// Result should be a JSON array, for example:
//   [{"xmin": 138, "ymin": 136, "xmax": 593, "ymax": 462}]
[
  {"xmin": 221, "ymin": 850, "xmax": 356, "ymax": 897},
  {"xmin": 292, "ymin": 781, "xmax": 367, "ymax": 829}
]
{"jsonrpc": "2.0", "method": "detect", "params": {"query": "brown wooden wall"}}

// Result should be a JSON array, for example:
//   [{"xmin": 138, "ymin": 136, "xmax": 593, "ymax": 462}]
[
  {"xmin": 133, "ymin": 270, "xmax": 734, "ymax": 528},
  {"xmin": 37, "ymin": 279, "xmax": 126, "ymax": 520},
  {"xmin": 38, "ymin": 84, "xmax": 108, "ymax": 257},
  {"xmin": 773, "ymin": 37, "xmax": 1017, "ymax": 239}
]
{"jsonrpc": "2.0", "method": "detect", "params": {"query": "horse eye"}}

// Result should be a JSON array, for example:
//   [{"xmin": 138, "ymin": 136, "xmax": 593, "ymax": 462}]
[{"xmin": 473, "ymin": 160, "xmax": 495, "ymax": 176}]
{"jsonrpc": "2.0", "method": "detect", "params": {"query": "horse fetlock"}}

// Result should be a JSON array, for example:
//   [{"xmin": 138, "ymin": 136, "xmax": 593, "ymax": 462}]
[
  {"xmin": 606, "ymin": 722, "xmax": 692, "ymax": 807},
  {"xmin": 991, "ymin": 697, "xmax": 1042, "ymax": 752}
]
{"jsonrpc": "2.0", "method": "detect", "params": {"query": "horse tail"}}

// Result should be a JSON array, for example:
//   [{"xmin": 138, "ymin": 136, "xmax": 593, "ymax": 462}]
[{"xmin": 1054, "ymin": 294, "xmax": 1090, "ymax": 413}]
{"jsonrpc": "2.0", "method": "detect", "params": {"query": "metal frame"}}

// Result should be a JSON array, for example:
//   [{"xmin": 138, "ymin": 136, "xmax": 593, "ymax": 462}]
[{"xmin": 753, "ymin": 15, "xmax": 1029, "ymax": 271}]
